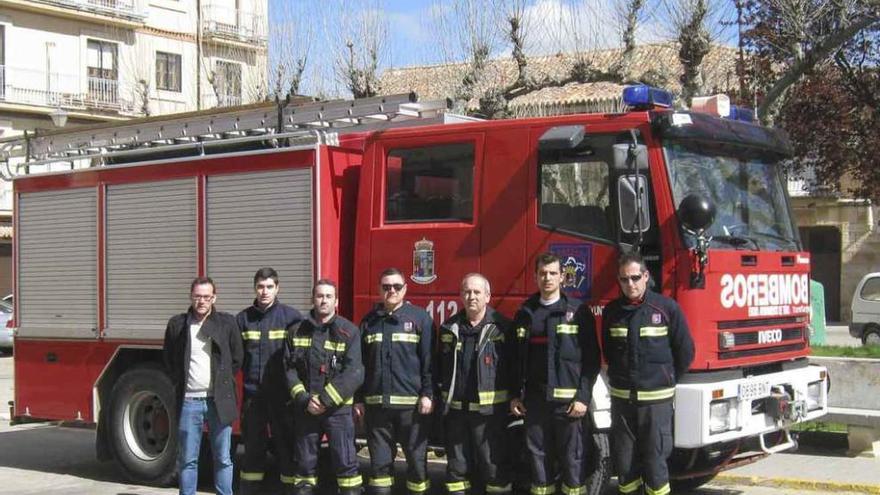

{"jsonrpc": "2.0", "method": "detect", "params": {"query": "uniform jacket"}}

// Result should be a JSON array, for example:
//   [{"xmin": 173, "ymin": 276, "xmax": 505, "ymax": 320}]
[
  {"xmin": 163, "ymin": 309, "xmax": 244, "ymax": 426},
  {"xmin": 512, "ymin": 293, "xmax": 601, "ymax": 405},
  {"xmin": 237, "ymin": 300, "xmax": 303, "ymax": 397},
  {"xmin": 436, "ymin": 308, "xmax": 512, "ymax": 415},
  {"xmin": 601, "ymin": 290, "xmax": 695, "ymax": 404},
  {"xmin": 359, "ymin": 302, "xmax": 435, "ymax": 409},
  {"xmin": 283, "ymin": 312, "xmax": 364, "ymax": 410}
]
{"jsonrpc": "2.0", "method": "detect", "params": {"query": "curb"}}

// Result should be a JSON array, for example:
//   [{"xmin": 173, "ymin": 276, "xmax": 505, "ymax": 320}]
[{"xmin": 715, "ymin": 473, "xmax": 880, "ymax": 494}]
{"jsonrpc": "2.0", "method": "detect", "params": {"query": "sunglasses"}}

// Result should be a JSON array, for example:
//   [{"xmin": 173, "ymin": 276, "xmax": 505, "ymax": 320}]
[
  {"xmin": 618, "ymin": 274, "xmax": 643, "ymax": 283},
  {"xmin": 381, "ymin": 283, "xmax": 405, "ymax": 292}
]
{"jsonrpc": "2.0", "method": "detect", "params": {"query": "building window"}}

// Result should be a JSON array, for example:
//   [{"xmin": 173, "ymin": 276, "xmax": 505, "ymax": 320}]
[
  {"xmin": 0, "ymin": 25, "xmax": 5, "ymax": 99},
  {"xmin": 87, "ymin": 39, "xmax": 118, "ymax": 104},
  {"xmin": 155, "ymin": 52, "xmax": 181, "ymax": 92},
  {"xmin": 384, "ymin": 143, "xmax": 475, "ymax": 223},
  {"xmin": 213, "ymin": 61, "xmax": 241, "ymax": 106}
]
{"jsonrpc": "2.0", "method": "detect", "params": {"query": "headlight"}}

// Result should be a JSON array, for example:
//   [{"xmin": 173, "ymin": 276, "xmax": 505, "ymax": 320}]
[
  {"xmin": 718, "ymin": 331, "xmax": 735, "ymax": 350},
  {"xmin": 807, "ymin": 381, "xmax": 822, "ymax": 411},
  {"xmin": 710, "ymin": 398, "xmax": 738, "ymax": 433}
]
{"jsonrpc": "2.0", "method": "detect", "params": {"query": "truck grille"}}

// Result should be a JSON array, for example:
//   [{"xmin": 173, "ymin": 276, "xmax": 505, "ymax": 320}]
[{"xmin": 717, "ymin": 316, "xmax": 802, "ymax": 329}]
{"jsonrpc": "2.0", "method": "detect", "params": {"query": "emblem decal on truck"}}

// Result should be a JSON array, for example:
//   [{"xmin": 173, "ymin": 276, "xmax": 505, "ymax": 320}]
[
  {"xmin": 411, "ymin": 238, "xmax": 437, "ymax": 285},
  {"xmin": 549, "ymin": 243, "xmax": 592, "ymax": 299}
]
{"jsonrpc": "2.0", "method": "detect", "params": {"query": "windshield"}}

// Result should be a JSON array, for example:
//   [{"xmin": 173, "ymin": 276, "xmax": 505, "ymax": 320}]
[{"xmin": 665, "ymin": 142, "xmax": 798, "ymax": 251}]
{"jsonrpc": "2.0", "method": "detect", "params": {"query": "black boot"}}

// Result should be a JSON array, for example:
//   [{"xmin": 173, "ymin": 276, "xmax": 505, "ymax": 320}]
[{"xmin": 295, "ymin": 483, "xmax": 316, "ymax": 495}]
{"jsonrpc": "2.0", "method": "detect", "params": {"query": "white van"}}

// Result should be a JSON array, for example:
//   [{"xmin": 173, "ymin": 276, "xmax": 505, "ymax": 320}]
[{"xmin": 850, "ymin": 272, "xmax": 880, "ymax": 345}]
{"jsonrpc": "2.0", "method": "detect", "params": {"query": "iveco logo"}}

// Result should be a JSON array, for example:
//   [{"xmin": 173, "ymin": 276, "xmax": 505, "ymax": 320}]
[{"xmin": 758, "ymin": 329, "xmax": 783, "ymax": 344}]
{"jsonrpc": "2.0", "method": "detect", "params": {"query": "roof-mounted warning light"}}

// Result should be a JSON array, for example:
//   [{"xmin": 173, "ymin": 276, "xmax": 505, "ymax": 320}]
[
  {"xmin": 728, "ymin": 105, "xmax": 756, "ymax": 123},
  {"xmin": 623, "ymin": 85, "xmax": 673, "ymax": 109},
  {"xmin": 691, "ymin": 94, "xmax": 730, "ymax": 117}
]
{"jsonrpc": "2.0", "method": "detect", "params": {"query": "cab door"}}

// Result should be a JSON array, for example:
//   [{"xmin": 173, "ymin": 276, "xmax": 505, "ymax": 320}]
[
  {"xmin": 525, "ymin": 121, "xmax": 657, "ymax": 307},
  {"xmin": 361, "ymin": 133, "xmax": 484, "ymax": 323}
]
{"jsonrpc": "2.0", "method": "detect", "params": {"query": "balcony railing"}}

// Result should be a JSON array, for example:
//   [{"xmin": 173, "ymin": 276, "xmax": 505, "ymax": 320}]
[
  {"xmin": 201, "ymin": 4, "xmax": 267, "ymax": 46},
  {"xmin": 25, "ymin": 0, "xmax": 147, "ymax": 22},
  {"xmin": 0, "ymin": 65, "xmax": 136, "ymax": 114},
  {"xmin": 202, "ymin": 92, "xmax": 243, "ymax": 108}
]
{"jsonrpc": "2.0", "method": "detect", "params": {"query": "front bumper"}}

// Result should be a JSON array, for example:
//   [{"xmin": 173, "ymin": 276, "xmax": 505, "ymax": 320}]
[{"xmin": 674, "ymin": 364, "xmax": 828, "ymax": 448}]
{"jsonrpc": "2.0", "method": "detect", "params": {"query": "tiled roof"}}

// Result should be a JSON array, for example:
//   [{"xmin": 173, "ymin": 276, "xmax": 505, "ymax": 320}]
[{"xmin": 379, "ymin": 42, "xmax": 738, "ymax": 113}]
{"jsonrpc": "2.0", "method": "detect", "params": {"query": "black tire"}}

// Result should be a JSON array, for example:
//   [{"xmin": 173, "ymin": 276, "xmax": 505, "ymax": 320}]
[
  {"xmin": 108, "ymin": 363, "xmax": 178, "ymax": 485},
  {"xmin": 863, "ymin": 326, "xmax": 880, "ymax": 346},
  {"xmin": 584, "ymin": 431, "xmax": 611, "ymax": 495},
  {"xmin": 670, "ymin": 473, "xmax": 717, "ymax": 493}
]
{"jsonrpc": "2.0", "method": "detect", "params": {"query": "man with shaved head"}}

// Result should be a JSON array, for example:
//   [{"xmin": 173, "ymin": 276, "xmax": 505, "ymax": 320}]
[{"xmin": 436, "ymin": 273, "xmax": 513, "ymax": 495}]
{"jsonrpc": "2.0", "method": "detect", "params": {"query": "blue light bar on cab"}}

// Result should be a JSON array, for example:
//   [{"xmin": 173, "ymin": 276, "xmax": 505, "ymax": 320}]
[
  {"xmin": 623, "ymin": 85, "xmax": 674, "ymax": 109},
  {"xmin": 728, "ymin": 105, "xmax": 756, "ymax": 122}
]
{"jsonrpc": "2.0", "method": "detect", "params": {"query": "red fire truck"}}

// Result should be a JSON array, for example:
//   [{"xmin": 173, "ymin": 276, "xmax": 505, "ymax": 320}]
[{"xmin": 0, "ymin": 90, "xmax": 828, "ymax": 492}]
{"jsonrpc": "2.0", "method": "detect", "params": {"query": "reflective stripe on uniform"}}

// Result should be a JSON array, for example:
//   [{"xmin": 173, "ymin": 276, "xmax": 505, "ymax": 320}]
[
  {"xmin": 516, "ymin": 327, "xmax": 527, "ymax": 339},
  {"xmin": 440, "ymin": 334, "xmax": 454, "ymax": 343},
  {"xmin": 338, "ymin": 474, "xmax": 364, "ymax": 488},
  {"xmin": 406, "ymin": 479, "xmax": 431, "ymax": 492},
  {"xmin": 291, "ymin": 383, "xmax": 306, "ymax": 398},
  {"xmin": 365, "ymin": 333, "xmax": 383, "ymax": 344},
  {"xmin": 446, "ymin": 480, "xmax": 471, "ymax": 492},
  {"xmin": 292, "ymin": 337, "xmax": 311, "ymax": 347},
  {"xmin": 280, "ymin": 474, "xmax": 297, "ymax": 484},
  {"xmin": 489, "ymin": 333, "xmax": 505, "ymax": 342},
  {"xmin": 609, "ymin": 327, "xmax": 628, "ymax": 337},
  {"xmin": 365, "ymin": 395, "xmax": 383, "ymax": 405},
  {"xmin": 646, "ymin": 482, "xmax": 670, "ymax": 495},
  {"xmin": 242, "ymin": 331, "xmax": 261, "ymax": 340},
  {"xmin": 531, "ymin": 483, "xmax": 556, "ymax": 495},
  {"xmin": 324, "ymin": 340, "xmax": 346, "ymax": 352},
  {"xmin": 268, "ymin": 329, "xmax": 286, "ymax": 339},
  {"xmin": 618, "ymin": 478, "xmax": 642, "ymax": 494},
  {"xmin": 295, "ymin": 475, "xmax": 318, "ymax": 486},
  {"xmin": 392, "ymin": 333, "xmax": 420, "ymax": 343},
  {"xmin": 389, "ymin": 395, "xmax": 418, "ymax": 406},
  {"xmin": 240, "ymin": 471, "xmax": 264, "ymax": 481},
  {"xmin": 552, "ymin": 388, "xmax": 576, "ymax": 399},
  {"xmin": 640, "ymin": 326, "xmax": 668, "ymax": 337},
  {"xmin": 561, "ymin": 484, "xmax": 586, "ymax": 495},
  {"xmin": 369, "ymin": 476, "xmax": 393, "ymax": 487},
  {"xmin": 326, "ymin": 383, "xmax": 343, "ymax": 405},
  {"xmin": 610, "ymin": 386, "xmax": 675, "ymax": 401},
  {"xmin": 486, "ymin": 483, "xmax": 513, "ymax": 493},
  {"xmin": 478, "ymin": 390, "xmax": 509, "ymax": 406},
  {"xmin": 557, "ymin": 324, "xmax": 579, "ymax": 334}
]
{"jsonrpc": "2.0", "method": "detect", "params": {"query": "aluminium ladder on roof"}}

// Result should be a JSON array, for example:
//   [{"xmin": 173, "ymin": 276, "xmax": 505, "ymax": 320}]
[{"xmin": 0, "ymin": 92, "xmax": 450, "ymax": 175}]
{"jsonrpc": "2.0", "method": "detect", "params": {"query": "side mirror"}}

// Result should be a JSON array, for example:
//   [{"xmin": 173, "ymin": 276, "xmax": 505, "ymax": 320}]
[
  {"xmin": 678, "ymin": 194, "xmax": 716, "ymax": 232},
  {"xmin": 618, "ymin": 174, "xmax": 650, "ymax": 234}
]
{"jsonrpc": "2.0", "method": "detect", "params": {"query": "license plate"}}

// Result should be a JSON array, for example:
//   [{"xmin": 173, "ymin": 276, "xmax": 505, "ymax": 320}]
[{"xmin": 739, "ymin": 380, "xmax": 770, "ymax": 401}]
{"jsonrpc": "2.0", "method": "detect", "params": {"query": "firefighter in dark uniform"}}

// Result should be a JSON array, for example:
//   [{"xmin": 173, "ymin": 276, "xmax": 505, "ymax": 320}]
[
  {"xmin": 510, "ymin": 253, "xmax": 601, "ymax": 495},
  {"xmin": 283, "ymin": 279, "xmax": 364, "ymax": 495},
  {"xmin": 601, "ymin": 253, "xmax": 694, "ymax": 495},
  {"xmin": 437, "ymin": 273, "xmax": 513, "ymax": 495},
  {"xmin": 354, "ymin": 267, "xmax": 435, "ymax": 495},
  {"xmin": 237, "ymin": 267, "xmax": 303, "ymax": 495}
]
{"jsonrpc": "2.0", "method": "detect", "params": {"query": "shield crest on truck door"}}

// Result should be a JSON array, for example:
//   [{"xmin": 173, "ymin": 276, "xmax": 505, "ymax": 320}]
[{"xmin": 411, "ymin": 238, "xmax": 437, "ymax": 285}]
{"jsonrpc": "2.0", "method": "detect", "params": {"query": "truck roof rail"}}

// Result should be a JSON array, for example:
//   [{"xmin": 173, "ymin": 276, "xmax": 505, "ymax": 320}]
[{"xmin": 0, "ymin": 93, "xmax": 450, "ymax": 175}]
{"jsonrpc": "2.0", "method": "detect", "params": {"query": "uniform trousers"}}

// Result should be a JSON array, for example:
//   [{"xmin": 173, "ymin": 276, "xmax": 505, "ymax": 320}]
[
  {"xmin": 365, "ymin": 407, "xmax": 430, "ymax": 494},
  {"xmin": 610, "ymin": 399, "xmax": 673, "ymax": 495}
]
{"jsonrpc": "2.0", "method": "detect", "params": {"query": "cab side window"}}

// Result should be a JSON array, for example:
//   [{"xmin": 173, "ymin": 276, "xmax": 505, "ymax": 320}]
[
  {"xmin": 539, "ymin": 148, "xmax": 611, "ymax": 240},
  {"xmin": 385, "ymin": 143, "xmax": 474, "ymax": 223}
]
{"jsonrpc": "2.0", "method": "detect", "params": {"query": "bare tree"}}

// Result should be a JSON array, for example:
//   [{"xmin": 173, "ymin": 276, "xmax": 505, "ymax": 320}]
[
  {"xmin": 332, "ymin": 0, "xmax": 388, "ymax": 98},
  {"xmin": 269, "ymin": 0, "xmax": 313, "ymax": 97},
  {"xmin": 611, "ymin": 0, "xmax": 648, "ymax": 81}
]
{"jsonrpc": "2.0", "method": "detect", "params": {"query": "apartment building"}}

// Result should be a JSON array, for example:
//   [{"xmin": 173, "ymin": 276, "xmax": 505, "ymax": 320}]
[{"xmin": 0, "ymin": 0, "xmax": 269, "ymax": 208}]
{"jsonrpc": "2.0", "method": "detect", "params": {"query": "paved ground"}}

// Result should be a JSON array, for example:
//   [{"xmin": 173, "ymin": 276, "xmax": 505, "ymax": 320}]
[{"xmin": 823, "ymin": 324, "xmax": 860, "ymax": 347}]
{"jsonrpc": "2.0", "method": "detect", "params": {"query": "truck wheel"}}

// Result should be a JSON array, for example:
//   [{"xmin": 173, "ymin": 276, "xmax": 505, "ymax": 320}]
[
  {"xmin": 108, "ymin": 364, "xmax": 177, "ymax": 485},
  {"xmin": 584, "ymin": 431, "xmax": 611, "ymax": 495},
  {"xmin": 670, "ymin": 473, "xmax": 717, "ymax": 493}
]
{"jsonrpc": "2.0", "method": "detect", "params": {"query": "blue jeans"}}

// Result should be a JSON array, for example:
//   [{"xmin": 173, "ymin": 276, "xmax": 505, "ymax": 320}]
[{"xmin": 178, "ymin": 397, "xmax": 233, "ymax": 495}]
